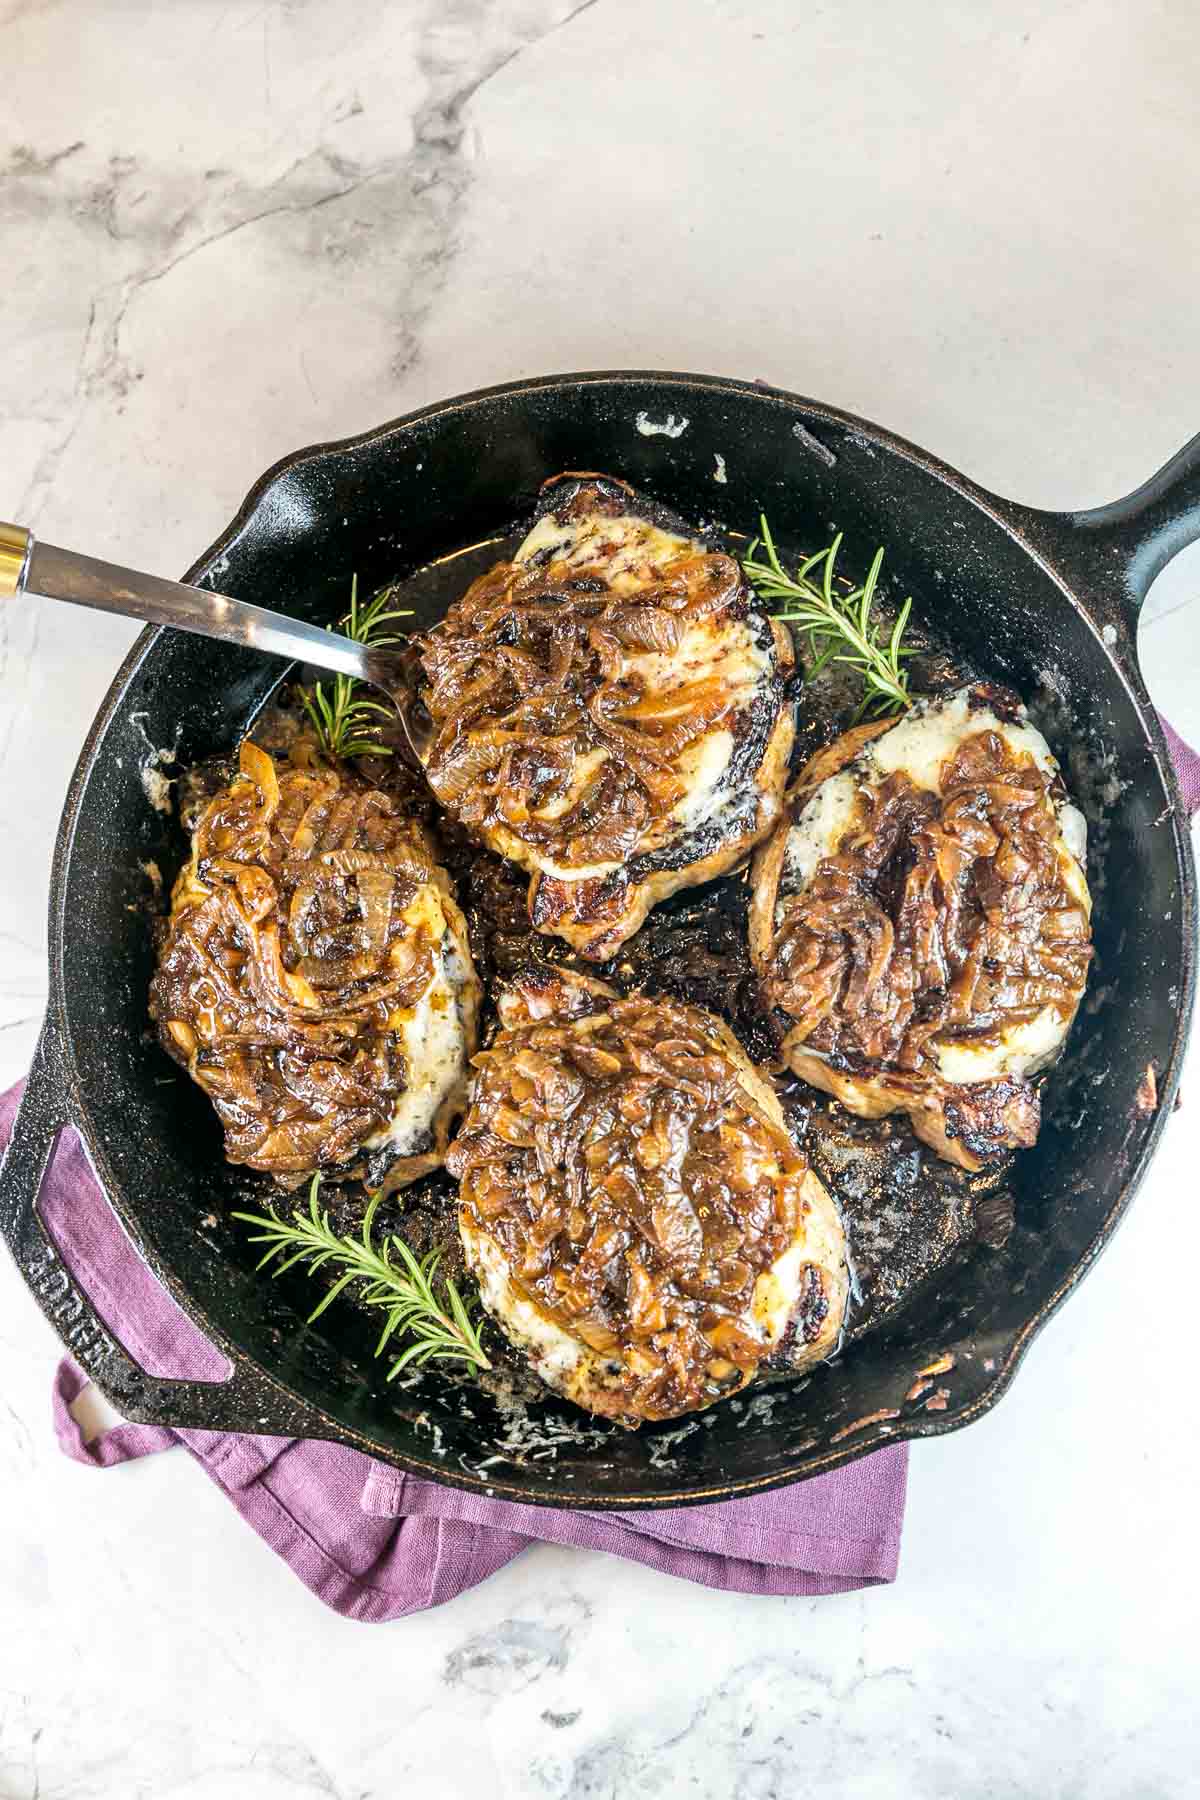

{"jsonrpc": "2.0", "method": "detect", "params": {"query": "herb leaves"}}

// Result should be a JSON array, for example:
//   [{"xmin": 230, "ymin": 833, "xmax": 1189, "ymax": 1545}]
[
  {"xmin": 232, "ymin": 1175, "xmax": 492, "ymax": 1377},
  {"xmin": 299, "ymin": 575, "xmax": 413, "ymax": 761},
  {"xmin": 742, "ymin": 518, "xmax": 913, "ymax": 719}
]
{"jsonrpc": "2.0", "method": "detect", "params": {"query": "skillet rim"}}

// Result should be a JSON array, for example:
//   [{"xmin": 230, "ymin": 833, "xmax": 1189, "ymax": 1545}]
[{"xmin": 39, "ymin": 370, "xmax": 1198, "ymax": 1505}]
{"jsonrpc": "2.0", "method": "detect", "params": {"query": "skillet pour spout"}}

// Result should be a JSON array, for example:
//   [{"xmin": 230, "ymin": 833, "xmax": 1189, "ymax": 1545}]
[{"xmin": 0, "ymin": 373, "xmax": 1194, "ymax": 1508}]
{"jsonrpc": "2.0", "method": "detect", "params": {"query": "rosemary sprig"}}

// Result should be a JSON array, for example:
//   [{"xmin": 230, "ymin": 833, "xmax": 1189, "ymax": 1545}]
[
  {"xmin": 299, "ymin": 574, "xmax": 413, "ymax": 761},
  {"xmin": 742, "ymin": 518, "xmax": 913, "ymax": 719},
  {"xmin": 231, "ymin": 1175, "xmax": 492, "ymax": 1376}
]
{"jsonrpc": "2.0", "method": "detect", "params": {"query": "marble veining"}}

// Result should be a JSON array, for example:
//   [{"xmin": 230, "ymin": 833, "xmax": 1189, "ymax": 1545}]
[
  {"xmin": 2, "ymin": 1, "xmax": 1200, "ymax": 1796},
  {"xmin": 8, "ymin": 0, "xmax": 596, "ymax": 529}
]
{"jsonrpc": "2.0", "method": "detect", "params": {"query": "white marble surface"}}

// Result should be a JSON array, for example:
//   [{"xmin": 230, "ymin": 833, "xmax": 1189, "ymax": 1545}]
[{"xmin": 2, "ymin": 1, "xmax": 1199, "ymax": 1794}]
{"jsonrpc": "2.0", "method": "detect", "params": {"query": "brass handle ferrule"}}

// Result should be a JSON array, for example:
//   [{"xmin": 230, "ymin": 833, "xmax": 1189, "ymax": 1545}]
[{"xmin": 0, "ymin": 523, "xmax": 32, "ymax": 600}]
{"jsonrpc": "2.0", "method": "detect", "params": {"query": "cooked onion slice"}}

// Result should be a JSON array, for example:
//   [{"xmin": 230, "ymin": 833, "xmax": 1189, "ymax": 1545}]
[
  {"xmin": 448, "ymin": 968, "xmax": 848, "ymax": 1426},
  {"xmin": 151, "ymin": 743, "xmax": 480, "ymax": 1181},
  {"xmin": 749, "ymin": 685, "xmax": 1093, "ymax": 1171}
]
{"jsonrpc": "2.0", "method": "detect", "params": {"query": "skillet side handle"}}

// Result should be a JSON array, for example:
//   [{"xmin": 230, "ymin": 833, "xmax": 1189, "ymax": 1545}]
[
  {"xmin": 0, "ymin": 1017, "xmax": 338, "ymax": 1441},
  {"xmin": 1029, "ymin": 429, "xmax": 1200, "ymax": 636}
]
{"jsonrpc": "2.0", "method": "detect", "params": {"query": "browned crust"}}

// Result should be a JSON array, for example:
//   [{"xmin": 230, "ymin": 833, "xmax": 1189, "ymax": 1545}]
[
  {"xmin": 767, "ymin": 614, "xmax": 796, "ymax": 676},
  {"xmin": 908, "ymin": 1105, "xmax": 988, "ymax": 1172},
  {"xmin": 747, "ymin": 810, "xmax": 789, "ymax": 990},
  {"xmin": 539, "ymin": 470, "xmax": 638, "ymax": 496},
  {"xmin": 791, "ymin": 1176, "xmax": 848, "ymax": 1368},
  {"xmin": 781, "ymin": 1045, "xmax": 987, "ymax": 1174}
]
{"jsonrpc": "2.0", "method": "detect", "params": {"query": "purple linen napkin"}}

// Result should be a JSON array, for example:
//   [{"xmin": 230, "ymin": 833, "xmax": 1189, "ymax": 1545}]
[
  {"xmin": 7, "ymin": 720, "xmax": 1196, "ymax": 1621},
  {"xmin": 1162, "ymin": 715, "xmax": 1200, "ymax": 815},
  {"xmin": 0, "ymin": 1085, "xmax": 907, "ymax": 1621}
]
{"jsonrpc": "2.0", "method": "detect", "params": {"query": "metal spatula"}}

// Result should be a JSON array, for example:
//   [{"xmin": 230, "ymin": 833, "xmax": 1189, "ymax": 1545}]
[{"xmin": 0, "ymin": 521, "xmax": 433, "ymax": 761}]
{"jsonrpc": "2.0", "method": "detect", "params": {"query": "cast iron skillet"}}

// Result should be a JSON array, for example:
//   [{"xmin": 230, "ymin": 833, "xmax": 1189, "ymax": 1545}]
[{"xmin": 0, "ymin": 373, "xmax": 1196, "ymax": 1507}]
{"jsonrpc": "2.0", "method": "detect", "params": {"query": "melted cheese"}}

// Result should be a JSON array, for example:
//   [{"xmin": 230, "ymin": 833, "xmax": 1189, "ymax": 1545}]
[
  {"xmin": 670, "ymin": 728, "xmax": 736, "ymax": 831},
  {"xmin": 462, "ymin": 1222, "xmax": 587, "ymax": 1387},
  {"xmin": 628, "ymin": 616, "xmax": 771, "ymax": 699},
  {"xmin": 934, "ymin": 1003, "xmax": 1066, "ymax": 1084},
  {"xmin": 364, "ymin": 887, "xmax": 473, "ymax": 1155},
  {"xmin": 750, "ymin": 1235, "xmax": 810, "ymax": 1341},
  {"xmin": 532, "ymin": 746, "xmax": 610, "ymax": 821},
  {"xmin": 869, "ymin": 688, "xmax": 1058, "ymax": 786},
  {"xmin": 1059, "ymin": 801, "xmax": 1087, "ymax": 870},
  {"xmin": 866, "ymin": 692, "xmax": 1090, "ymax": 908},
  {"xmin": 515, "ymin": 509, "xmax": 697, "ymax": 592},
  {"xmin": 781, "ymin": 771, "xmax": 859, "ymax": 895}
]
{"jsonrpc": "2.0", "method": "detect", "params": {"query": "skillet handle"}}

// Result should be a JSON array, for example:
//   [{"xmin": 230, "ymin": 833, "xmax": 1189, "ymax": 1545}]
[
  {"xmin": 1024, "ymin": 429, "xmax": 1200, "ymax": 635},
  {"xmin": 0, "ymin": 1016, "xmax": 336, "ymax": 1440}
]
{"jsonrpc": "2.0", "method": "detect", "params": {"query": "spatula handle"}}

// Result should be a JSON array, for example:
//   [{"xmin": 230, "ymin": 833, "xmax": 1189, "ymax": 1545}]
[
  {"xmin": 0, "ymin": 521, "xmax": 373, "ymax": 682},
  {"xmin": 0, "ymin": 522, "xmax": 32, "ymax": 598}
]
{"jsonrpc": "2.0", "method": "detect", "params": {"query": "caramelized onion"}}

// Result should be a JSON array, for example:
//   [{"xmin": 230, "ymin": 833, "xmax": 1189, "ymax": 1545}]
[
  {"xmin": 150, "ymin": 743, "xmax": 449, "ymax": 1176},
  {"xmin": 758, "ymin": 722, "xmax": 1093, "ymax": 1166},
  {"xmin": 413, "ymin": 515, "xmax": 752, "ymax": 870},
  {"xmin": 450, "ymin": 993, "xmax": 812, "ymax": 1421}
]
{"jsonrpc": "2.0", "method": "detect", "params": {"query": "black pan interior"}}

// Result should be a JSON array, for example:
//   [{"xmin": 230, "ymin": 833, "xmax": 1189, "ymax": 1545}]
[{"xmin": 52, "ymin": 376, "xmax": 1190, "ymax": 1503}]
